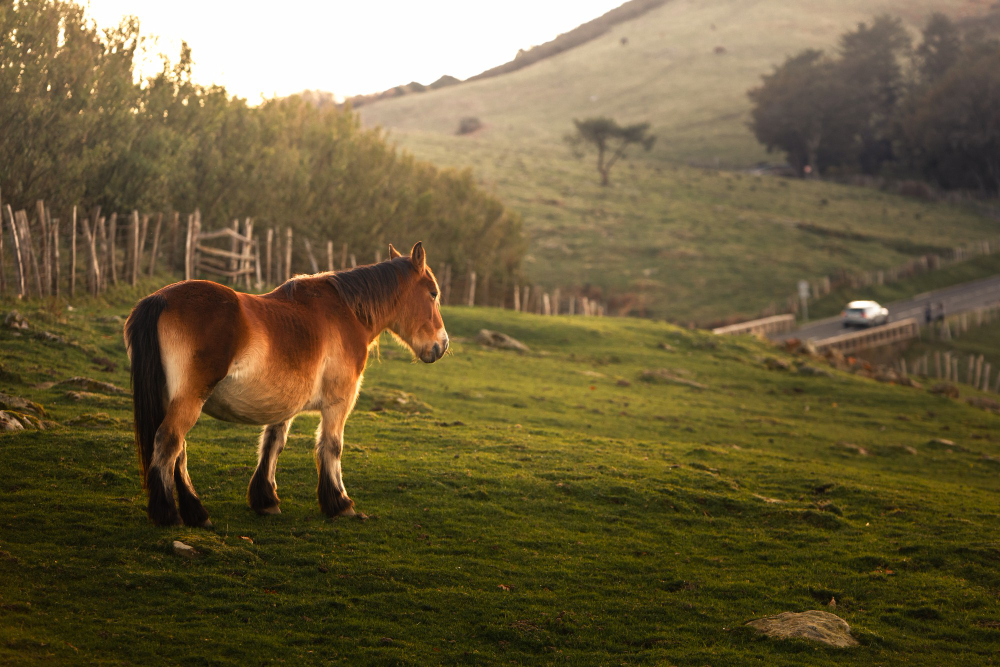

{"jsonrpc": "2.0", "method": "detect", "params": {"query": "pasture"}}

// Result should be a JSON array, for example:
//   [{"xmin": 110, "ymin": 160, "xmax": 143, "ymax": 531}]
[
  {"xmin": 1, "ymin": 290, "xmax": 999, "ymax": 664},
  {"xmin": 357, "ymin": 0, "xmax": 1000, "ymax": 323}
]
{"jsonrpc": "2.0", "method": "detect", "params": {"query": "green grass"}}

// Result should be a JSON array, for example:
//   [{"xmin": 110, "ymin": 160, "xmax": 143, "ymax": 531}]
[
  {"xmin": 1, "ymin": 287, "xmax": 999, "ymax": 664},
  {"xmin": 389, "ymin": 132, "xmax": 997, "ymax": 323},
  {"xmin": 353, "ymin": 0, "xmax": 1000, "ymax": 323}
]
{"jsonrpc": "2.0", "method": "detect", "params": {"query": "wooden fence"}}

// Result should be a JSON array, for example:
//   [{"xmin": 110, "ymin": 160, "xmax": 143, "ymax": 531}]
[
  {"xmin": 811, "ymin": 318, "xmax": 920, "ymax": 355},
  {"xmin": 712, "ymin": 314, "xmax": 796, "ymax": 337},
  {"xmin": 0, "ymin": 197, "xmax": 608, "ymax": 317}
]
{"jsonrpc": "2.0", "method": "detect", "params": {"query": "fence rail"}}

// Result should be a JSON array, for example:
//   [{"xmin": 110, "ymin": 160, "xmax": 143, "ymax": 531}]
[
  {"xmin": 812, "ymin": 318, "xmax": 920, "ymax": 354},
  {"xmin": 712, "ymin": 314, "xmax": 796, "ymax": 337}
]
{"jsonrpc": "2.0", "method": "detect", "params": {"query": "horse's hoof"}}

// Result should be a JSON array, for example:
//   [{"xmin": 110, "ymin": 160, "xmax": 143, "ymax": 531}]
[
  {"xmin": 256, "ymin": 505, "xmax": 281, "ymax": 516},
  {"xmin": 199, "ymin": 519, "xmax": 214, "ymax": 529}
]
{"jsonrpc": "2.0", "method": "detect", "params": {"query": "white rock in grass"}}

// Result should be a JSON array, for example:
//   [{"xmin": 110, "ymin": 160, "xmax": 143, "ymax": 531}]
[
  {"xmin": 746, "ymin": 610, "xmax": 858, "ymax": 648},
  {"xmin": 172, "ymin": 541, "xmax": 199, "ymax": 558},
  {"xmin": 0, "ymin": 411, "xmax": 25, "ymax": 432}
]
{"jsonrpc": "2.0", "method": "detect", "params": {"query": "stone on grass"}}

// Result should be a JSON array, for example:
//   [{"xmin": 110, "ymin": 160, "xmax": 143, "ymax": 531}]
[
  {"xmin": 0, "ymin": 392, "xmax": 45, "ymax": 416},
  {"xmin": 929, "ymin": 383, "xmax": 959, "ymax": 399},
  {"xmin": 172, "ymin": 541, "xmax": 199, "ymax": 558},
  {"xmin": 797, "ymin": 364, "xmax": 831, "ymax": 377},
  {"xmin": 475, "ymin": 329, "xmax": 529, "ymax": 352},
  {"xmin": 834, "ymin": 442, "xmax": 869, "ymax": 456},
  {"xmin": 764, "ymin": 357, "xmax": 790, "ymax": 371},
  {"xmin": 3, "ymin": 311, "xmax": 29, "ymax": 330},
  {"xmin": 0, "ymin": 411, "xmax": 25, "ymax": 432},
  {"xmin": 746, "ymin": 610, "xmax": 858, "ymax": 648},
  {"xmin": 966, "ymin": 396, "xmax": 1000, "ymax": 413}
]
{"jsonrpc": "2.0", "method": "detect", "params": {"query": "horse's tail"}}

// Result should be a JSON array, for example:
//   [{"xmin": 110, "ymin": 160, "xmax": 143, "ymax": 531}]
[{"xmin": 124, "ymin": 294, "xmax": 168, "ymax": 488}]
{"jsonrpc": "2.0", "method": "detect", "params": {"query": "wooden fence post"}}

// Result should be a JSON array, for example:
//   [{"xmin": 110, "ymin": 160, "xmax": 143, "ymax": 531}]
[
  {"xmin": 148, "ymin": 213, "xmax": 163, "ymax": 277},
  {"xmin": 184, "ymin": 214, "xmax": 194, "ymax": 281},
  {"xmin": 512, "ymin": 283, "xmax": 520, "ymax": 311},
  {"xmin": 305, "ymin": 239, "xmax": 319, "ymax": 273},
  {"xmin": 327, "ymin": 240, "xmax": 334, "ymax": 272},
  {"xmin": 552, "ymin": 288, "xmax": 560, "ymax": 316},
  {"xmin": 51, "ymin": 219, "xmax": 60, "ymax": 297},
  {"xmin": 349, "ymin": 253, "xmax": 356, "ymax": 268},
  {"xmin": 542, "ymin": 292, "xmax": 551, "ymax": 316},
  {"xmin": 467, "ymin": 270, "xmax": 476, "ymax": 307},
  {"xmin": 229, "ymin": 220, "xmax": 240, "ymax": 283},
  {"xmin": 80, "ymin": 216, "xmax": 100, "ymax": 296},
  {"xmin": 108, "ymin": 212, "xmax": 118, "ymax": 286},
  {"xmin": 254, "ymin": 237, "xmax": 262, "ymax": 290},
  {"xmin": 17, "ymin": 210, "xmax": 43, "ymax": 298},
  {"xmin": 442, "ymin": 264, "xmax": 452, "ymax": 305},
  {"xmin": 5, "ymin": 205, "xmax": 25, "ymax": 298},
  {"xmin": 36, "ymin": 201, "xmax": 50, "ymax": 295},
  {"xmin": 0, "ymin": 191, "xmax": 5, "ymax": 298},
  {"xmin": 242, "ymin": 219, "xmax": 254, "ymax": 289},
  {"xmin": 70, "ymin": 207, "xmax": 77, "ymax": 298},
  {"xmin": 266, "ymin": 228, "xmax": 273, "ymax": 285},
  {"xmin": 284, "ymin": 228, "xmax": 293, "ymax": 281}
]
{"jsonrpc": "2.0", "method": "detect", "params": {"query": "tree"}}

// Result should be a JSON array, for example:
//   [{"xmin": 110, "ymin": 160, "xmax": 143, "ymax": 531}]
[
  {"xmin": 747, "ymin": 50, "xmax": 855, "ymax": 175},
  {"xmin": 898, "ymin": 47, "xmax": 1000, "ymax": 194},
  {"xmin": 916, "ymin": 13, "xmax": 963, "ymax": 84},
  {"xmin": 567, "ymin": 117, "xmax": 656, "ymax": 185}
]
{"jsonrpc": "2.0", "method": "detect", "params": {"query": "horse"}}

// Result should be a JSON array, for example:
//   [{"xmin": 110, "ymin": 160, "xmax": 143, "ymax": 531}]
[{"xmin": 123, "ymin": 242, "xmax": 448, "ymax": 527}]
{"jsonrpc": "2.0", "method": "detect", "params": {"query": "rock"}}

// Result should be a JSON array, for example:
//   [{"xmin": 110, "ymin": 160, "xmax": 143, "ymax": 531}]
[
  {"xmin": 475, "ymin": 329, "xmax": 529, "ymax": 352},
  {"xmin": 656, "ymin": 342, "xmax": 675, "ymax": 351},
  {"xmin": 172, "ymin": 541, "xmax": 199, "ymax": 558},
  {"xmin": 966, "ymin": 396, "xmax": 1000, "ymax": 413},
  {"xmin": 615, "ymin": 379, "xmax": 631, "ymax": 387},
  {"xmin": 834, "ymin": 442, "xmax": 869, "ymax": 456},
  {"xmin": 929, "ymin": 383, "xmax": 959, "ymax": 399},
  {"xmin": 361, "ymin": 388, "xmax": 432, "ymax": 413},
  {"xmin": 745, "ymin": 610, "xmax": 859, "ymax": 648},
  {"xmin": 640, "ymin": 369, "xmax": 708, "ymax": 390},
  {"xmin": 0, "ymin": 411, "xmax": 25, "ymax": 432},
  {"xmin": 56, "ymin": 377, "xmax": 126, "ymax": 395},
  {"xmin": 883, "ymin": 444, "xmax": 918, "ymax": 456},
  {"xmin": 65, "ymin": 391, "xmax": 103, "ymax": 402},
  {"xmin": 925, "ymin": 438, "xmax": 969, "ymax": 453},
  {"xmin": 797, "ymin": 364, "xmax": 831, "ymax": 377},
  {"xmin": 65, "ymin": 412, "xmax": 121, "ymax": 427},
  {"xmin": 0, "ymin": 392, "xmax": 45, "ymax": 416},
  {"xmin": 3, "ymin": 311, "xmax": 28, "ymax": 330},
  {"xmin": 764, "ymin": 357, "xmax": 790, "ymax": 371}
]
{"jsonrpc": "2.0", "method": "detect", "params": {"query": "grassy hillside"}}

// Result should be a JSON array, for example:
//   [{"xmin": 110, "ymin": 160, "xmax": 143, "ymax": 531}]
[
  {"xmin": 360, "ymin": 0, "xmax": 989, "ymax": 167},
  {"xmin": 1, "ymin": 290, "xmax": 999, "ymax": 664},
  {"xmin": 355, "ymin": 0, "xmax": 1000, "ymax": 323},
  {"xmin": 393, "ymin": 133, "xmax": 997, "ymax": 323}
]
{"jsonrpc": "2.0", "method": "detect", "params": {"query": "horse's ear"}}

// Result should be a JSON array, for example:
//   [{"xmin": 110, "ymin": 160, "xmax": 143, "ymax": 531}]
[
  {"xmin": 410, "ymin": 242, "xmax": 426, "ymax": 272},
  {"xmin": 388, "ymin": 243, "xmax": 402, "ymax": 259}
]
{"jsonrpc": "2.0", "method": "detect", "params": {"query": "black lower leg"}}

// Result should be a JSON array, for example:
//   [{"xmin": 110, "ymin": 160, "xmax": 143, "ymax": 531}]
[
  {"xmin": 175, "ymin": 461, "xmax": 211, "ymax": 527},
  {"xmin": 147, "ymin": 467, "xmax": 181, "ymax": 526},
  {"xmin": 248, "ymin": 470, "xmax": 280, "ymax": 513},
  {"xmin": 317, "ymin": 460, "xmax": 353, "ymax": 517}
]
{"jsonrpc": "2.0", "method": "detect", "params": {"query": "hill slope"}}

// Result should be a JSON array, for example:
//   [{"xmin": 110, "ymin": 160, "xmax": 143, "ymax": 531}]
[
  {"xmin": 360, "ymin": 0, "xmax": 991, "ymax": 166},
  {"xmin": 355, "ymin": 0, "xmax": 1000, "ymax": 323},
  {"xmin": 1, "ymin": 293, "xmax": 999, "ymax": 663}
]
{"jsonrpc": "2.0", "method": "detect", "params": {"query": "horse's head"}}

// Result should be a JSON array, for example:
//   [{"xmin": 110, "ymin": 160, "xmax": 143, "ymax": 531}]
[{"xmin": 388, "ymin": 242, "xmax": 449, "ymax": 363}]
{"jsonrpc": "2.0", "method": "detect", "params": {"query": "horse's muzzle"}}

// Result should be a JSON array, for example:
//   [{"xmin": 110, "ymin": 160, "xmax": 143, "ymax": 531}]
[{"xmin": 420, "ymin": 336, "xmax": 449, "ymax": 363}]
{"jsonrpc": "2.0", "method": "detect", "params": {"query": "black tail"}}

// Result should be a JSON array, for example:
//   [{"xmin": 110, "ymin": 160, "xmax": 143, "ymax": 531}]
[{"xmin": 124, "ymin": 294, "xmax": 168, "ymax": 488}]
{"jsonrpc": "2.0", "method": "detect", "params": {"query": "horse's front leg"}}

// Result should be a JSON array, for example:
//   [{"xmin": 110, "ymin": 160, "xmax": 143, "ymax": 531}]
[
  {"xmin": 247, "ymin": 418, "xmax": 294, "ymax": 515},
  {"xmin": 315, "ymin": 402, "xmax": 359, "ymax": 518}
]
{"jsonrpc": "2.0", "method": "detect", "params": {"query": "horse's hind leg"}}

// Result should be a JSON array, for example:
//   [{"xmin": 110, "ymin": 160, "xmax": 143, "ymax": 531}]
[
  {"xmin": 147, "ymin": 395, "xmax": 203, "ymax": 526},
  {"xmin": 248, "ymin": 419, "xmax": 293, "ymax": 515},
  {"xmin": 175, "ymin": 444, "xmax": 211, "ymax": 528},
  {"xmin": 316, "ymin": 406, "xmax": 357, "ymax": 518}
]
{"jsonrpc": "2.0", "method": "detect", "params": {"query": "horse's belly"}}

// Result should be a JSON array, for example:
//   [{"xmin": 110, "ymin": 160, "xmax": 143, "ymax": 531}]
[{"xmin": 203, "ymin": 373, "xmax": 310, "ymax": 425}]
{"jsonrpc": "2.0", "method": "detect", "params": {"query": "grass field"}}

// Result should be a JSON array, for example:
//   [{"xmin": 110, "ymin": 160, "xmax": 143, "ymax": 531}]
[
  {"xmin": 1, "ymin": 287, "xmax": 999, "ymax": 664},
  {"xmin": 353, "ymin": 0, "xmax": 1000, "ymax": 323}
]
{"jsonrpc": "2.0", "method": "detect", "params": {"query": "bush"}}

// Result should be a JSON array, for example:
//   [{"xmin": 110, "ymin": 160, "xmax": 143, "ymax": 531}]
[{"xmin": 457, "ymin": 117, "xmax": 483, "ymax": 135}]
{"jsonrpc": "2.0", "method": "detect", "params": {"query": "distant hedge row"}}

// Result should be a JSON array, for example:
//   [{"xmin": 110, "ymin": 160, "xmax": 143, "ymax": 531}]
[{"xmin": 0, "ymin": 0, "xmax": 525, "ymax": 281}]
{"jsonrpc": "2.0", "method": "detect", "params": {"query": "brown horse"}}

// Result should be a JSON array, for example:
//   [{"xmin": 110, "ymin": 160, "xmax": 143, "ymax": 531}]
[{"xmin": 124, "ymin": 242, "xmax": 448, "ymax": 527}]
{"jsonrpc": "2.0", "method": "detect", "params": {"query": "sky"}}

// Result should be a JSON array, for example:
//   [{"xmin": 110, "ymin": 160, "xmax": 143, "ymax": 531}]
[{"xmin": 84, "ymin": 1, "xmax": 627, "ymax": 103}]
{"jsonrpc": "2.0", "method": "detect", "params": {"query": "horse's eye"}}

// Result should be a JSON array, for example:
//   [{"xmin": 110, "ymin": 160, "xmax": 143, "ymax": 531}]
[{"xmin": 430, "ymin": 291, "xmax": 438, "ymax": 299}]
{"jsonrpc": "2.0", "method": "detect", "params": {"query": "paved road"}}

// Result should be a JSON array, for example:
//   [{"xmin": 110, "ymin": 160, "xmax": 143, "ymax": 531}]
[{"xmin": 771, "ymin": 274, "xmax": 1000, "ymax": 343}]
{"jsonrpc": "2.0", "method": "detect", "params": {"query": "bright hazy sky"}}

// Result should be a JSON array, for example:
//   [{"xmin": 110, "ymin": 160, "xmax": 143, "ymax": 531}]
[{"xmin": 84, "ymin": 1, "xmax": 626, "ymax": 102}]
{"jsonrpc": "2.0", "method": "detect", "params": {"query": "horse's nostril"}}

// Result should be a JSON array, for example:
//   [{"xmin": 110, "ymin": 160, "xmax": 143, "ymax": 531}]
[{"xmin": 432, "ymin": 343, "xmax": 441, "ymax": 358}]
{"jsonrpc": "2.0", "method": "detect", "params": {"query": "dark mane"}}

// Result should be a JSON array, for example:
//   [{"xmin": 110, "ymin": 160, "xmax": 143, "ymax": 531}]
[{"xmin": 327, "ymin": 258, "xmax": 415, "ymax": 328}]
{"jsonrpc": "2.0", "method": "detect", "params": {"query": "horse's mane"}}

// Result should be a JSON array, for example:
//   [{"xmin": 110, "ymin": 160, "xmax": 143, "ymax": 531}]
[{"xmin": 327, "ymin": 258, "xmax": 415, "ymax": 329}]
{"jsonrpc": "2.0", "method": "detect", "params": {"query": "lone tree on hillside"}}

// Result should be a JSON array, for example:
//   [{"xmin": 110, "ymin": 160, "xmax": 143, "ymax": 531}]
[{"xmin": 567, "ymin": 117, "xmax": 656, "ymax": 185}]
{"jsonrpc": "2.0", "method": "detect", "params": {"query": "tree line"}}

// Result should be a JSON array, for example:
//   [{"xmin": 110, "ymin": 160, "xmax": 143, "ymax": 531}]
[
  {"xmin": 0, "ymin": 0, "xmax": 525, "ymax": 289},
  {"xmin": 748, "ymin": 12, "xmax": 1000, "ymax": 195}
]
